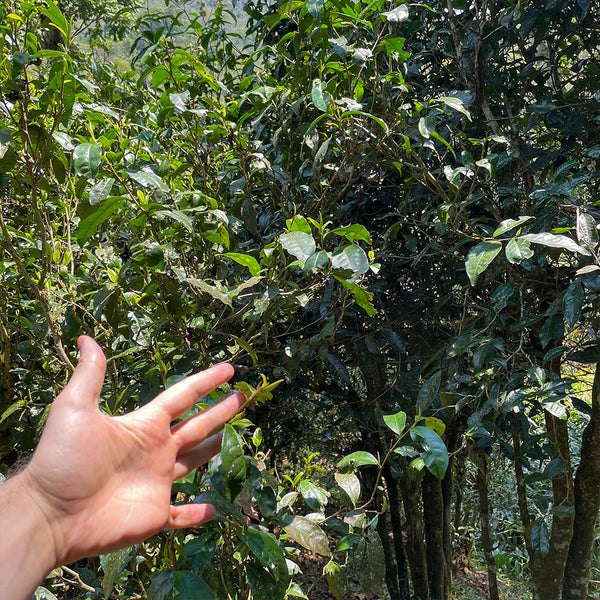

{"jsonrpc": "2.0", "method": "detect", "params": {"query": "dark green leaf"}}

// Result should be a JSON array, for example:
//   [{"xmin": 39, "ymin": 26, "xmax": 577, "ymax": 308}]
[
  {"xmin": 531, "ymin": 522, "xmax": 550, "ymax": 559},
  {"xmin": 173, "ymin": 571, "xmax": 216, "ymax": 600},
  {"xmin": 416, "ymin": 370, "xmax": 441, "ymax": 410},
  {"xmin": 563, "ymin": 283, "xmax": 585, "ymax": 327},
  {"xmin": 221, "ymin": 424, "xmax": 246, "ymax": 501},
  {"xmin": 411, "ymin": 426, "xmax": 448, "ymax": 479},
  {"xmin": 570, "ymin": 343, "xmax": 600, "ymax": 363},
  {"xmin": 88, "ymin": 178, "xmax": 114, "ymax": 206},
  {"xmin": 77, "ymin": 197, "xmax": 122, "ymax": 244},
  {"xmin": 324, "ymin": 561, "xmax": 348, "ymax": 600},
  {"xmin": 101, "ymin": 547, "xmax": 131, "ymax": 598}
]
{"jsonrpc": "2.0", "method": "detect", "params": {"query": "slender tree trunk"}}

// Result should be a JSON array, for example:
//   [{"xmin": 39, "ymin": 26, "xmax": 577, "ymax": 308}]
[
  {"xmin": 529, "ymin": 412, "xmax": 575, "ymax": 600},
  {"xmin": 376, "ymin": 500, "xmax": 402, "ymax": 600},
  {"xmin": 398, "ymin": 472, "xmax": 429, "ymax": 600},
  {"xmin": 384, "ymin": 463, "xmax": 409, "ymax": 599},
  {"xmin": 562, "ymin": 363, "xmax": 600, "ymax": 600},
  {"xmin": 475, "ymin": 450, "xmax": 499, "ymax": 600},
  {"xmin": 422, "ymin": 472, "xmax": 449, "ymax": 599}
]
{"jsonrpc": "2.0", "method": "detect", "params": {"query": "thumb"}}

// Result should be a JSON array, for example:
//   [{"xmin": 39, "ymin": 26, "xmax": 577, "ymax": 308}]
[{"xmin": 57, "ymin": 336, "xmax": 107, "ymax": 410}]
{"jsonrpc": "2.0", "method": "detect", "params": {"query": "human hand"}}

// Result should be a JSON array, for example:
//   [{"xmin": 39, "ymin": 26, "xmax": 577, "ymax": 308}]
[{"xmin": 13, "ymin": 335, "xmax": 245, "ymax": 569}]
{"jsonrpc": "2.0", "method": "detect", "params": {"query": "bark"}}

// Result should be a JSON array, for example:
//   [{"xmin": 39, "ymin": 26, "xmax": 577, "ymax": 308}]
[
  {"xmin": 529, "ymin": 412, "xmax": 575, "ymax": 600},
  {"xmin": 384, "ymin": 463, "xmax": 409, "ymax": 599},
  {"xmin": 475, "ymin": 451, "xmax": 499, "ymax": 600},
  {"xmin": 562, "ymin": 363, "xmax": 600, "ymax": 600},
  {"xmin": 398, "ymin": 472, "xmax": 429, "ymax": 600},
  {"xmin": 422, "ymin": 472, "xmax": 449, "ymax": 600},
  {"xmin": 376, "ymin": 501, "xmax": 402, "ymax": 600}
]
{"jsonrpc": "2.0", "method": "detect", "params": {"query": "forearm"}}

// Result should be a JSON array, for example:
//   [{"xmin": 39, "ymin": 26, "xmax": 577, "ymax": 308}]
[{"xmin": 0, "ymin": 472, "xmax": 58, "ymax": 600}]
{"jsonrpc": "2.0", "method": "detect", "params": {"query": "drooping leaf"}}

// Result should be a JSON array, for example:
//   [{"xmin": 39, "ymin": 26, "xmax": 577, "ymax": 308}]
[
  {"xmin": 465, "ymin": 240, "xmax": 503, "ymax": 285},
  {"xmin": 411, "ymin": 426, "xmax": 448, "ymax": 479},
  {"xmin": 335, "ymin": 472, "xmax": 360, "ymax": 506},
  {"xmin": 77, "ymin": 197, "xmax": 122, "ymax": 244},
  {"xmin": 73, "ymin": 143, "xmax": 102, "ymax": 178},
  {"xmin": 416, "ymin": 370, "xmax": 442, "ymax": 410},
  {"xmin": 531, "ymin": 522, "xmax": 550, "ymax": 558},
  {"xmin": 324, "ymin": 561, "xmax": 348, "ymax": 600},
  {"xmin": 521, "ymin": 233, "xmax": 591, "ymax": 255},
  {"xmin": 281, "ymin": 515, "xmax": 331, "ymax": 556},
  {"xmin": 101, "ymin": 546, "xmax": 131, "ymax": 599},
  {"xmin": 311, "ymin": 80, "xmax": 331, "ymax": 113},
  {"xmin": 221, "ymin": 424, "xmax": 246, "ymax": 501}
]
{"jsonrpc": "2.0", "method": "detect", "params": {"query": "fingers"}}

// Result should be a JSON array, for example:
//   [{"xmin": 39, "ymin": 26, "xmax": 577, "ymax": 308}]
[
  {"xmin": 173, "ymin": 433, "xmax": 223, "ymax": 481},
  {"xmin": 171, "ymin": 392, "xmax": 246, "ymax": 451},
  {"xmin": 56, "ymin": 336, "xmax": 107, "ymax": 410},
  {"xmin": 143, "ymin": 363, "xmax": 236, "ymax": 422},
  {"xmin": 167, "ymin": 503, "xmax": 216, "ymax": 529}
]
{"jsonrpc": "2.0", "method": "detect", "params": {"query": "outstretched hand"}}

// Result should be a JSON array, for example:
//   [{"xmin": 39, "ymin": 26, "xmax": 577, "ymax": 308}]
[{"xmin": 0, "ymin": 336, "xmax": 245, "ymax": 599}]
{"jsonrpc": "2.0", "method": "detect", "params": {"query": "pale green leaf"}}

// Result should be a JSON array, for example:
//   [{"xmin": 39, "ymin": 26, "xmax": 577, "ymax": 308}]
[{"xmin": 465, "ymin": 240, "xmax": 502, "ymax": 285}]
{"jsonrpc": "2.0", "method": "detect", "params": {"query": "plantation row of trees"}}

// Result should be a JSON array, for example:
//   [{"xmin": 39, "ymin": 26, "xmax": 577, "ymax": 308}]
[{"xmin": 1, "ymin": 0, "xmax": 600, "ymax": 598}]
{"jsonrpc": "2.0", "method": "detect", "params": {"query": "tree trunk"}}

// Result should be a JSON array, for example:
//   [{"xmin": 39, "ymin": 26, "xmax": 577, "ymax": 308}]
[
  {"xmin": 422, "ymin": 472, "xmax": 450, "ymax": 600},
  {"xmin": 475, "ymin": 450, "xmax": 499, "ymax": 600},
  {"xmin": 376, "ymin": 500, "xmax": 402, "ymax": 600},
  {"xmin": 384, "ymin": 463, "xmax": 409, "ymax": 599},
  {"xmin": 562, "ymin": 363, "xmax": 600, "ymax": 600},
  {"xmin": 398, "ymin": 471, "xmax": 429, "ymax": 600},
  {"xmin": 529, "ymin": 412, "xmax": 575, "ymax": 600}
]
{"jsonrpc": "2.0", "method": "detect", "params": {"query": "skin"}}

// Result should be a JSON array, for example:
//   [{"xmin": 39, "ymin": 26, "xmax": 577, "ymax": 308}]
[{"xmin": 0, "ymin": 335, "xmax": 246, "ymax": 600}]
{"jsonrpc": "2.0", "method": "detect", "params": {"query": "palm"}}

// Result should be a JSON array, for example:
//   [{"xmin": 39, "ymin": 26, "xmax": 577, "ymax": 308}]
[{"xmin": 25, "ymin": 336, "xmax": 245, "ymax": 566}]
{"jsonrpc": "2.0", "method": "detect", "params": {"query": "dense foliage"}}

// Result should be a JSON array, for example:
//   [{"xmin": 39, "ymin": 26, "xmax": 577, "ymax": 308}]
[{"xmin": 1, "ymin": 0, "xmax": 600, "ymax": 599}]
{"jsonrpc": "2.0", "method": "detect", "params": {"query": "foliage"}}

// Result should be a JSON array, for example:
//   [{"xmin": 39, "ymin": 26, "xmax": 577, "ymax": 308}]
[{"xmin": 2, "ymin": 0, "xmax": 600, "ymax": 598}]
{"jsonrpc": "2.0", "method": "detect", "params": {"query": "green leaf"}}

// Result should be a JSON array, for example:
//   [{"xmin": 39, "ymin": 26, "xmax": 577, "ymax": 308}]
[
  {"xmin": 281, "ymin": 515, "xmax": 331, "ymax": 556},
  {"xmin": 337, "ymin": 279, "xmax": 377, "ymax": 315},
  {"xmin": 570, "ymin": 343, "xmax": 600, "ymax": 363},
  {"xmin": 222, "ymin": 252, "xmax": 261, "ymax": 276},
  {"xmin": 88, "ymin": 178, "xmax": 114, "ymax": 206},
  {"xmin": 221, "ymin": 424, "xmax": 246, "ymax": 501},
  {"xmin": 493, "ymin": 216, "xmax": 534, "ymax": 237},
  {"xmin": 416, "ymin": 370, "xmax": 442, "ymax": 410},
  {"xmin": 337, "ymin": 451, "xmax": 379, "ymax": 472},
  {"xmin": 299, "ymin": 480, "xmax": 329, "ymax": 511},
  {"xmin": 383, "ymin": 410, "xmax": 407, "ymax": 436},
  {"xmin": 101, "ymin": 546, "xmax": 131, "ymax": 599},
  {"xmin": 531, "ymin": 522, "xmax": 550, "ymax": 559},
  {"xmin": 126, "ymin": 169, "xmax": 169, "ymax": 192},
  {"xmin": 465, "ymin": 240, "xmax": 503, "ymax": 285},
  {"xmin": 544, "ymin": 458, "xmax": 565, "ymax": 479},
  {"xmin": 521, "ymin": 233, "xmax": 591, "ymax": 256},
  {"xmin": 324, "ymin": 561, "xmax": 348, "ymax": 600},
  {"xmin": 303, "ymin": 250, "xmax": 330, "ymax": 275},
  {"xmin": 184, "ymin": 278, "xmax": 232, "ymax": 307},
  {"xmin": 173, "ymin": 571, "xmax": 216, "ymax": 600},
  {"xmin": 334, "ymin": 472, "xmax": 360, "ymax": 506},
  {"xmin": 411, "ymin": 426, "xmax": 448, "ymax": 479},
  {"xmin": 331, "ymin": 245, "xmax": 369, "ymax": 276},
  {"xmin": 435, "ymin": 96, "xmax": 471, "ymax": 120},
  {"xmin": 40, "ymin": 0, "xmax": 69, "ymax": 37},
  {"xmin": 280, "ymin": 231, "xmax": 316, "ymax": 263},
  {"xmin": 77, "ymin": 197, "xmax": 122, "ymax": 244},
  {"xmin": 330, "ymin": 224, "xmax": 371, "ymax": 243},
  {"xmin": 539, "ymin": 315, "xmax": 564, "ymax": 349},
  {"xmin": 505, "ymin": 237, "xmax": 534, "ymax": 263},
  {"xmin": 352, "ymin": 532, "xmax": 386, "ymax": 595},
  {"xmin": 32, "ymin": 588, "xmax": 58, "ymax": 600},
  {"xmin": 563, "ymin": 283, "xmax": 585, "ymax": 327},
  {"xmin": 73, "ymin": 143, "xmax": 102, "ymax": 178},
  {"xmin": 155, "ymin": 209, "xmax": 194, "ymax": 233},
  {"xmin": 311, "ymin": 80, "xmax": 331, "ymax": 113},
  {"xmin": 324, "ymin": 353, "xmax": 352, "ymax": 388}
]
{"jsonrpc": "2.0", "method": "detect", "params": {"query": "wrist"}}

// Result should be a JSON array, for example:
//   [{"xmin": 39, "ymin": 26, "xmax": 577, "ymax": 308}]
[{"xmin": 0, "ymin": 470, "xmax": 60, "ymax": 599}]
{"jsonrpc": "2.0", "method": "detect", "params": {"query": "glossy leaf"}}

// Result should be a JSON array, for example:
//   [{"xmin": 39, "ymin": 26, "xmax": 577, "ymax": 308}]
[
  {"xmin": 383, "ymin": 410, "xmax": 407, "ymax": 436},
  {"xmin": 281, "ymin": 515, "xmax": 331, "ymax": 556},
  {"xmin": 334, "ymin": 472, "xmax": 360, "ymax": 506},
  {"xmin": 411, "ymin": 426, "xmax": 448, "ymax": 479},
  {"xmin": 280, "ymin": 231, "xmax": 316, "ymax": 263},
  {"xmin": 88, "ymin": 177, "xmax": 114, "ymax": 206},
  {"xmin": 521, "ymin": 233, "xmax": 591, "ymax": 256},
  {"xmin": 221, "ymin": 424, "xmax": 246, "ymax": 501},
  {"xmin": 531, "ymin": 522, "xmax": 550, "ymax": 559},
  {"xmin": 337, "ymin": 451, "xmax": 379, "ymax": 472},
  {"xmin": 416, "ymin": 370, "xmax": 441, "ymax": 410},
  {"xmin": 222, "ymin": 252, "xmax": 261, "ymax": 276},
  {"xmin": 73, "ymin": 143, "xmax": 102, "ymax": 178},
  {"xmin": 505, "ymin": 237, "xmax": 533, "ymax": 264},
  {"xmin": 173, "ymin": 571, "xmax": 216, "ymax": 600},
  {"xmin": 466, "ymin": 240, "xmax": 502, "ymax": 285}
]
